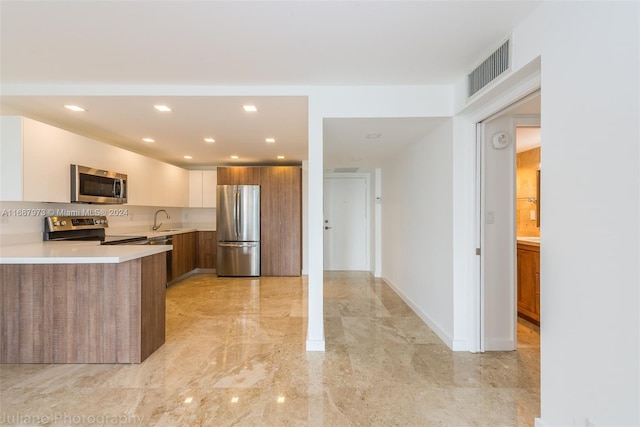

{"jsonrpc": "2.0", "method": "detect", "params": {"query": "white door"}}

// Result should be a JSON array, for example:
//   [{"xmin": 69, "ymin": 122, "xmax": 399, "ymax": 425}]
[
  {"xmin": 480, "ymin": 115, "xmax": 517, "ymax": 351},
  {"xmin": 323, "ymin": 176, "xmax": 369, "ymax": 271}
]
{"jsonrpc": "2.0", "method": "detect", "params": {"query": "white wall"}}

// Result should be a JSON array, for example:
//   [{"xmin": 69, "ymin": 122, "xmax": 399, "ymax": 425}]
[
  {"xmin": 462, "ymin": 2, "xmax": 639, "ymax": 425},
  {"xmin": 539, "ymin": 3, "xmax": 638, "ymax": 425},
  {"xmin": 381, "ymin": 118, "xmax": 454, "ymax": 346}
]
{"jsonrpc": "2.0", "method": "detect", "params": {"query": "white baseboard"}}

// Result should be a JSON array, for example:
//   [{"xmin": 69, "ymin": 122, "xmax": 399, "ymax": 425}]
[
  {"xmin": 306, "ymin": 339, "xmax": 325, "ymax": 352},
  {"xmin": 382, "ymin": 276, "xmax": 459, "ymax": 351},
  {"xmin": 451, "ymin": 339, "xmax": 469, "ymax": 351},
  {"xmin": 484, "ymin": 338, "xmax": 516, "ymax": 351}
]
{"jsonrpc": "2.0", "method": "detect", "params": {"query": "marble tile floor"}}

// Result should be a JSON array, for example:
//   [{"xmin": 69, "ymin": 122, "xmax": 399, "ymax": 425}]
[{"xmin": 0, "ymin": 272, "xmax": 540, "ymax": 426}]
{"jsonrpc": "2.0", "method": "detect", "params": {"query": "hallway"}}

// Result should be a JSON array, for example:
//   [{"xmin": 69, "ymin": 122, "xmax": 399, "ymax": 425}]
[{"xmin": 0, "ymin": 272, "xmax": 539, "ymax": 425}]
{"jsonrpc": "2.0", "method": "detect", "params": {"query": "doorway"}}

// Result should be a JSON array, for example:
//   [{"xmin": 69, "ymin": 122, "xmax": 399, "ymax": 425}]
[
  {"xmin": 323, "ymin": 175, "xmax": 370, "ymax": 271},
  {"xmin": 479, "ymin": 91, "xmax": 540, "ymax": 351}
]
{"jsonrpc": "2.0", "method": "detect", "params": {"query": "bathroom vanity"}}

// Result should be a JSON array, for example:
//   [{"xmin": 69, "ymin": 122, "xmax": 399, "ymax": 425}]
[{"xmin": 517, "ymin": 238, "xmax": 540, "ymax": 325}]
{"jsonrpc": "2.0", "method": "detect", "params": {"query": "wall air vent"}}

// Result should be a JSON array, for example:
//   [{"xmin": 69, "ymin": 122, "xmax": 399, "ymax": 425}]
[
  {"xmin": 468, "ymin": 38, "xmax": 510, "ymax": 98},
  {"xmin": 333, "ymin": 167, "xmax": 359, "ymax": 173}
]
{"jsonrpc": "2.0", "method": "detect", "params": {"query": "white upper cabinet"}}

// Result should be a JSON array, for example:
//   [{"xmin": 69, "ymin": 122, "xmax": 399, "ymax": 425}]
[
  {"xmin": 0, "ymin": 116, "xmax": 24, "ymax": 201},
  {"xmin": 202, "ymin": 171, "xmax": 217, "ymax": 207},
  {"xmin": 0, "ymin": 116, "xmax": 189, "ymax": 206},
  {"xmin": 188, "ymin": 170, "xmax": 217, "ymax": 208},
  {"xmin": 189, "ymin": 170, "xmax": 204, "ymax": 207}
]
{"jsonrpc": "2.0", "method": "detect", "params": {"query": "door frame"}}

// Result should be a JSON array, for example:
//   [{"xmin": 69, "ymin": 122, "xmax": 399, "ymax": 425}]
[
  {"xmin": 323, "ymin": 172, "xmax": 371, "ymax": 272},
  {"xmin": 460, "ymin": 61, "xmax": 541, "ymax": 353},
  {"xmin": 477, "ymin": 109, "xmax": 540, "ymax": 352}
]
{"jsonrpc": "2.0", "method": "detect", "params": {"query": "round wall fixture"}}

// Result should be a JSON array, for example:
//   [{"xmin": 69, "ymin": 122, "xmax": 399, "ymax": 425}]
[{"xmin": 492, "ymin": 132, "xmax": 511, "ymax": 149}]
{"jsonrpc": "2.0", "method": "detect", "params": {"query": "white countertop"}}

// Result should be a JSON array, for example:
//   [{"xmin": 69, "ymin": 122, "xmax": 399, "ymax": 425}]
[
  {"xmin": 106, "ymin": 227, "xmax": 200, "ymax": 239},
  {"xmin": 0, "ymin": 241, "xmax": 172, "ymax": 264},
  {"xmin": 0, "ymin": 227, "xmax": 216, "ymax": 264},
  {"xmin": 517, "ymin": 236, "xmax": 540, "ymax": 247}
]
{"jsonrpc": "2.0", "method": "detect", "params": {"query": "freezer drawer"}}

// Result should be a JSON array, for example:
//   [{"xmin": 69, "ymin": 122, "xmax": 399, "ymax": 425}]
[{"xmin": 217, "ymin": 242, "xmax": 260, "ymax": 277}]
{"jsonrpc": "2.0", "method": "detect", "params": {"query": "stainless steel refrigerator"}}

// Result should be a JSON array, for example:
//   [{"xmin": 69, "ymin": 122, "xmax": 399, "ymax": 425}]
[{"xmin": 216, "ymin": 185, "xmax": 260, "ymax": 276}]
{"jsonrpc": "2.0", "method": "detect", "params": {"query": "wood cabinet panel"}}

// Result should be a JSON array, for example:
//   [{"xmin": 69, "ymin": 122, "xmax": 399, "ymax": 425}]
[
  {"xmin": 217, "ymin": 167, "xmax": 261, "ymax": 185},
  {"xmin": 0, "ymin": 253, "xmax": 166, "ymax": 363},
  {"xmin": 140, "ymin": 253, "xmax": 167, "ymax": 361},
  {"xmin": 197, "ymin": 231, "xmax": 217, "ymax": 269},
  {"xmin": 517, "ymin": 243, "xmax": 540, "ymax": 325},
  {"xmin": 260, "ymin": 166, "xmax": 301, "ymax": 276},
  {"xmin": 171, "ymin": 232, "xmax": 197, "ymax": 280}
]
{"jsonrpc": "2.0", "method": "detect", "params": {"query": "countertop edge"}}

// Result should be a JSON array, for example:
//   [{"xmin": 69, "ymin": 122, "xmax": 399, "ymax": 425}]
[{"xmin": 0, "ymin": 243, "xmax": 172, "ymax": 264}]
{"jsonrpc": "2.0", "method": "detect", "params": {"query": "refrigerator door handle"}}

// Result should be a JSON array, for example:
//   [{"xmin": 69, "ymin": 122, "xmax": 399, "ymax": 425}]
[
  {"xmin": 234, "ymin": 187, "xmax": 239, "ymax": 239},
  {"xmin": 237, "ymin": 187, "xmax": 242, "ymax": 237},
  {"xmin": 219, "ymin": 242, "xmax": 258, "ymax": 248}
]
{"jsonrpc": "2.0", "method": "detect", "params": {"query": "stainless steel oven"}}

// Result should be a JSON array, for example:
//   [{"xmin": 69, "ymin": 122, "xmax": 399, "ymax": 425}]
[
  {"xmin": 71, "ymin": 164, "xmax": 127, "ymax": 204},
  {"xmin": 44, "ymin": 215, "xmax": 146, "ymax": 244}
]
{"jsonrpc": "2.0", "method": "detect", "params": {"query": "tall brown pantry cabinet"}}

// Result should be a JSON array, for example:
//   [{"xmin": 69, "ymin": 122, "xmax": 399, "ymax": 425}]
[{"xmin": 217, "ymin": 166, "xmax": 302, "ymax": 276}]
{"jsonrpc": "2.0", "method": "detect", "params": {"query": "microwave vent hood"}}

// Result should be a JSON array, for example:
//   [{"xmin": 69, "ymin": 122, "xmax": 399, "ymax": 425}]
[{"xmin": 71, "ymin": 164, "xmax": 128, "ymax": 204}]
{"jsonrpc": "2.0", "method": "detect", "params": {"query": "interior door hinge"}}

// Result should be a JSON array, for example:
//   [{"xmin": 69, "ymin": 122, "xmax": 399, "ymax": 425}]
[{"xmin": 476, "ymin": 248, "xmax": 481, "ymax": 256}]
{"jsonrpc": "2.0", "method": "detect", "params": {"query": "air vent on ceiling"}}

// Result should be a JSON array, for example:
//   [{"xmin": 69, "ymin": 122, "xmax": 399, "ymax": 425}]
[
  {"xmin": 333, "ymin": 167, "xmax": 360, "ymax": 173},
  {"xmin": 467, "ymin": 38, "xmax": 510, "ymax": 98}
]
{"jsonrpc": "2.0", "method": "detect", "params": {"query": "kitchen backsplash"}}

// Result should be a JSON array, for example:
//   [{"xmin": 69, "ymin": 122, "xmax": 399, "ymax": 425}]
[
  {"xmin": 516, "ymin": 147, "xmax": 540, "ymax": 237},
  {"xmin": 0, "ymin": 201, "xmax": 215, "ymax": 245}
]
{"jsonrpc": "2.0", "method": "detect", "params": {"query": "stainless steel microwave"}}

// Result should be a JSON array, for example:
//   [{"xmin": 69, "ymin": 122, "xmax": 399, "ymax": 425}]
[{"xmin": 71, "ymin": 164, "xmax": 127, "ymax": 204}]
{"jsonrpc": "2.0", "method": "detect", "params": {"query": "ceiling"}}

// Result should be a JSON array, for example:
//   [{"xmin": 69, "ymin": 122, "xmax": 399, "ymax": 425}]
[{"xmin": 0, "ymin": 1, "xmax": 541, "ymax": 170}]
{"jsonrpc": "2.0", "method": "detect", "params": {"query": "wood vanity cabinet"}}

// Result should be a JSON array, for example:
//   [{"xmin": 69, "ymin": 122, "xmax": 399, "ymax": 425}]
[
  {"xmin": 517, "ymin": 243, "xmax": 540, "ymax": 325},
  {"xmin": 197, "ymin": 231, "xmax": 217, "ymax": 269},
  {"xmin": 171, "ymin": 232, "xmax": 197, "ymax": 280},
  {"xmin": 216, "ymin": 166, "xmax": 302, "ymax": 276}
]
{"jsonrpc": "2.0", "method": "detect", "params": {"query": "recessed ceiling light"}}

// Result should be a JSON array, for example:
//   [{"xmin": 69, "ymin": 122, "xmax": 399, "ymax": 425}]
[
  {"xmin": 184, "ymin": 397, "xmax": 193, "ymax": 404},
  {"xmin": 243, "ymin": 105, "xmax": 258, "ymax": 112},
  {"xmin": 366, "ymin": 133, "xmax": 381, "ymax": 139},
  {"xmin": 142, "ymin": 138, "xmax": 155, "ymax": 143},
  {"xmin": 265, "ymin": 138, "xmax": 276, "ymax": 143},
  {"xmin": 230, "ymin": 155, "xmax": 239, "ymax": 159},
  {"xmin": 231, "ymin": 397, "xmax": 239, "ymax": 403},
  {"xmin": 154, "ymin": 105, "xmax": 172, "ymax": 112},
  {"xmin": 183, "ymin": 155, "xmax": 192, "ymax": 159},
  {"xmin": 277, "ymin": 396, "xmax": 285, "ymax": 404},
  {"xmin": 204, "ymin": 138, "xmax": 215, "ymax": 143},
  {"xmin": 64, "ymin": 105, "xmax": 86, "ymax": 112},
  {"xmin": 277, "ymin": 156, "xmax": 285, "ymax": 159}
]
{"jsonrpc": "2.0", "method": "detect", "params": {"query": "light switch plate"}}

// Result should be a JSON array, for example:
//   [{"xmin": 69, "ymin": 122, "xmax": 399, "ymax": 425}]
[{"xmin": 486, "ymin": 211, "xmax": 495, "ymax": 224}]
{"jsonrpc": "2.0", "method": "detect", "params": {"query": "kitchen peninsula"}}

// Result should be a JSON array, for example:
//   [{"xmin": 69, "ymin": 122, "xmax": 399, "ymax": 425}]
[{"xmin": 0, "ymin": 242, "xmax": 170, "ymax": 364}]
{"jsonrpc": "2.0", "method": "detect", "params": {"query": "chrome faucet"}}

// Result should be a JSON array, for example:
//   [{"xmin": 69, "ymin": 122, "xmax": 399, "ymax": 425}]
[{"xmin": 153, "ymin": 209, "xmax": 170, "ymax": 231}]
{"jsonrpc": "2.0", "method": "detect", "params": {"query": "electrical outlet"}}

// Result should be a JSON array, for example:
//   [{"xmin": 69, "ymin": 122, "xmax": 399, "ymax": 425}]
[{"xmin": 530, "ymin": 210, "xmax": 536, "ymax": 220}]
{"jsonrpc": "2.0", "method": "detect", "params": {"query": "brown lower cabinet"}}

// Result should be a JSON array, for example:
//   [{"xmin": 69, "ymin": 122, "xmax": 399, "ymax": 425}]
[
  {"xmin": 197, "ymin": 231, "xmax": 217, "ymax": 269},
  {"xmin": 0, "ymin": 252, "xmax": 166, "ymax": 364},
  {"xmin": 517, "ymin": 243, "xmax": 540, "ymax": 325},
  {"xmin": 170, "ymin": 232, "xmax": 196, "ymax": 281}
]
